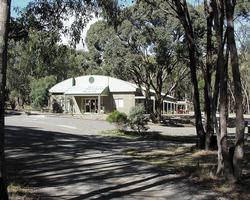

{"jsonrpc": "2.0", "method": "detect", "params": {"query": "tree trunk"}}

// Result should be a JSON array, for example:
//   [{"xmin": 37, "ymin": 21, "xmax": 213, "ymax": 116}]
[
  {"xmin": 204, "ymin": 0, "xmax": 214, "ymax": 150},
  {"xmin": 211, "ymin": 0, "xmax": 227, "ymax": 176},
  {"xmin": 225, "ymin": 0, "xmax": 245, "ymax": 181},
  {"xmin": 173, "ymin": 0, "xmax": 206, "ymax": 149},
  {"xmin": 189, "ymin": 44, "xmax": 206, "ymax": 149},
  {"xmin": 0, "ymin": 0, "xmax": 11, "ymax": 199},
  {"xmin": 242, "ymin": 85, "xmax": 250, "ymax": 114},
  {"xmin": 154, "ymin": 94, "xmax": 162, "ymax": 123},
  {"xmin": 218, "ymin": 46, "xmax": 235, "ymax": 181},
  {"xmin": 228, "ymin": 82, "xmax": 236, "ymax": 113},
  {"xmin": 144, "ymin": 84, "xmax": 153, "ymax": 114}
]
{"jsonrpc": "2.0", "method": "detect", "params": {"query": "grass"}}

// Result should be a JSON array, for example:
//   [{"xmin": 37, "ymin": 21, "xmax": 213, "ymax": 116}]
[
  {"xmin": 100, "ymin": 129, "xmax": 197, "ymax": 143},
  {"xmin": 123, "ymin": 145, "xmax": 250, "ymax": 199},
  {"xmin": 102, "ymin": 129, "xmax": 250, "ymax": 200},
  {"xmin": 7, "ymin": 162, "xmax": 40, "ymax": 200},
  {"xmin": 100, "ymin": 129, "xmax": 140, "ymax": 139},
  {"xmin": 7, "ymin": 181, "xmax": 39, "ymax": 200}
]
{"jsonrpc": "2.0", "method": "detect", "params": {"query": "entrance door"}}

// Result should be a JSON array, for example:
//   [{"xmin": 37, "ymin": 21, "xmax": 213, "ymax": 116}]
[{"xmin": 85, "ymin": 98, "xmax": 98, "ymax": 113}]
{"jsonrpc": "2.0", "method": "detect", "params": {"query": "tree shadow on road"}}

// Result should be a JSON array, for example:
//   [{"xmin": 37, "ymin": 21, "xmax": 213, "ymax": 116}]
[{"xmin": 6, "ymin": 125, "xmax": 219, "ymax": 200}]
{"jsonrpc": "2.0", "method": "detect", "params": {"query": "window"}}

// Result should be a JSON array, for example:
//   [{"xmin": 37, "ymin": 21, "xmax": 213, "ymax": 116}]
[{"xmin": 115, "ymin": 98, "xmax": 124, "ymax": 108}]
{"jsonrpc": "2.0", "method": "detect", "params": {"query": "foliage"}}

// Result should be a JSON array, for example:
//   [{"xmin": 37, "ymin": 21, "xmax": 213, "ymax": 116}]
[
  {"xmin": 128, "ymin": 104, "xmax": 149, "ymax": 133},
  {"xmin": 19, "ymin": 0, "xmax": 121, "ymax": 46},
  {"xmin": 7, "ymin": 31, "xmax": 86, "ymax": 107},
  {"xmin": 85, "ymin": 20, "xmax": 132, "ymax": 80},
  {"xmin": 8, "ymin": 90, "xmax": 19, "ymax": 110},
  {"xmin": 106, "ymin": 111, "xmax": 128, "ymax": 129},
  {"xmin": 30, "ymin": 76, "xmax": 56, "ymax": 109},
  {"xmin": 85, "ymin": 2, "xmax": 188, "ymax": 121}
]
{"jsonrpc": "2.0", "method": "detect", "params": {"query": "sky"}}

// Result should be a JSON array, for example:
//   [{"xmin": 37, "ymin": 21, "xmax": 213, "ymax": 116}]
[
  {"xmin": 11, "ymin": 0, "xmax": 31, "ymax": 17},
  {"xmin": 11, "ymin": 0, "xmax": 135, "ymax": 17}
]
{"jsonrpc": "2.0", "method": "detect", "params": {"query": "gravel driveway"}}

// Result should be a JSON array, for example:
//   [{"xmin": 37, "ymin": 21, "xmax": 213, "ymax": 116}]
[{"xmin": 5, "ymin": 114, "xmax": 219, "ymax": 200}]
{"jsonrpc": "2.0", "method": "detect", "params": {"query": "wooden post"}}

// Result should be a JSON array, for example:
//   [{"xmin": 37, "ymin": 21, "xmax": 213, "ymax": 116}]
[
  {"xmin": 64, "ymin": 95, "xmax": 67, "ymax": 112},
  {"xmin": 98, "ymin": 95, "xmax": 101, "ymax": 114}
]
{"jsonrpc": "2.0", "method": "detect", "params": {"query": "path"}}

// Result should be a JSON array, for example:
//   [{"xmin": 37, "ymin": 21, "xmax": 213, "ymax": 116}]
[{"xmin": 5, "ymin": 114, "xmax": 219, "ymax": 199}]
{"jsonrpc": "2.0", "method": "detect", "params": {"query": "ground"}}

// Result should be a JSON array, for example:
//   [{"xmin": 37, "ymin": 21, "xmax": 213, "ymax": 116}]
[{"xmin": 4, "ymin": 113, "xmax": 250, "ymax": 199}]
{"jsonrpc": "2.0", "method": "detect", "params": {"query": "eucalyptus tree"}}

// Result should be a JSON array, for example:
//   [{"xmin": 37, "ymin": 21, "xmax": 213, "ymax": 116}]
[
  {"xmin": 6, "ymin": 30, "xmax": 83, "ymax": 108},
  {"xmin": 0, "ymin": 1, "xmax": 116, "ymax": 196},
  {"xmin": 30, "ymin": 75, "xmax": 57, "ymax": 108},
  {"xmin": 138, "ymin": 0, "xmax": 249, "ymax": 181},
  {"xmin": 236, "ymin": 24, "xmax": 250, "ymax": 114},
  {"xmin": 135, "ymin": 0, "xmax": 206, "ymax": 148},
  {"xmin": 85, "ymin": 19, "xmax": 154, "ymax": 110},
  {"xmin": 182, "ymin": 0, "xmax": 247, "ymax": 181},
  {"xmin": 7, "ymin": 40, "xmax": 32, "ymax": 108},
  {"xmin": 85, "ymin": 1, "xmax": 187, "ymax": 121},
  {"xmin": 0, "ymin": 0, "xmax": 11, "ymax": 198},
  {"xmin": 85, "ymin": 20, "xmax": 131, "ymax": 78},
  {"xmin": 127, "ymin": 1, "xmax": 188, "ymax": 122},
  {"xmin": 201, "ymin": 0, "xmax": 248, "ymax": 181},
  {"xmin": 225, "ymin": 0, "xmax": 246, "ymax": 181},
  {"xmin": 116, "ymin": 1, "xmax": 187, "ymax": 121}
]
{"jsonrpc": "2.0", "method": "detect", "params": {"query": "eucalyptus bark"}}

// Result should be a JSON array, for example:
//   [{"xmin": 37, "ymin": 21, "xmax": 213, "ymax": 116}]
[
  {"xmin": 211, "ymin": 0, "xmax": 227, "ymax": 176},
  {"xmin": 225, "ymin": 0, "xmax": 245, "ymax": 181},
  {"xmin": 243, "ymin": 88, "xmax": 249, "ymax": 114},
  {"xmin": 154, "ymin": 94, "xmax": 163, "ymax": 123},
  {"xmin": 144, "ymin": 85, "xmax": 152, "ymax": 114},
  {"xmin": 173, "ymin": 0, "xmax": 205, "ymax": 149},
  {"xmin": 218, "ymin": 46, "xmax": 235, "ymax": 181},
  {"xmin": 150, "ymin": 68, "xmax": 164, "ymax": 123},
  {"xmin": 0, "ymin": 0, "xmax": 11, "ymax": 199},
  {"xmin": 204, "ymin": 0, "xmax": 215, "ymax": 150}
]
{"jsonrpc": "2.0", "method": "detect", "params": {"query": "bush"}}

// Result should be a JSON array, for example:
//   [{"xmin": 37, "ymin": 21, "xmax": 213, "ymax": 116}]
[
  {"xmin": 8, "ymin": 90, "xmax": 18, "ymax": 110},
  {"xmin": 106, "ymin": 111, "xmax": 128, "ymax": 130},
  {"xmin": 128, "ymin": 104, "xmax": 149, "ymax": 133}
]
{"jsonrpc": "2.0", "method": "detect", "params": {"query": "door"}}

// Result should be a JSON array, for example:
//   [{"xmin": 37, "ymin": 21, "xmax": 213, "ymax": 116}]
[{"xmin": 85, "ymin": 98, "xmax": 98, "ymax": 113}]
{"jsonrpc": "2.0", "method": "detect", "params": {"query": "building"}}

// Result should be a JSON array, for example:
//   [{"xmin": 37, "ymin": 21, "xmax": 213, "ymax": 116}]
[
  {"xmin": 49, "ymin": 75, "xmax": 177, "ymax": 115},
  {"xmin": 176, "ymin": 99, "xmax": 192, "ymax": 114}
]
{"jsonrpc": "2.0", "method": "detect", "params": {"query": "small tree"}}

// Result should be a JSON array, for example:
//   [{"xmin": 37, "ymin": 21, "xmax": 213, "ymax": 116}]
[
  {"xmin": 128, "ymin": 104, "xmax": 149, "ymax": 133},
  {"xmin": 30, "ymin": 76, "xmax": 56, "ymax": 109},
  {"xmin": 106, "ymin": 111, "xmax": 128, "ymax": 130}
]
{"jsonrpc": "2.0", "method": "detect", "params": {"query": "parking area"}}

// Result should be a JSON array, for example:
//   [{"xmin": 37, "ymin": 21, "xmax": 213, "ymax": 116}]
[{"xmin": 5, "ymin": 113, "xmax": 221, "ymax": 200}]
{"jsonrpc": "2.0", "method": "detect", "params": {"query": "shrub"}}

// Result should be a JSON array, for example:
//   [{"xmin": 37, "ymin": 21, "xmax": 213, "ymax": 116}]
[
  {"xmin": 128, "ymin": 104, "xmax": 149, "ymax": 133},
  {"xmin": 8, "ymin": 90, "xmax": 18, "ymax": 110},
  {"xmin": 106, "ymin": 111, "xmax": 128, "ymax": 130}
]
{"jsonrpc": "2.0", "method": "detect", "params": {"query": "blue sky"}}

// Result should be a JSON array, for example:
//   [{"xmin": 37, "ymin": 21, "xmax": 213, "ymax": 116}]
[
  {"xmin": 11, "ymin": 0, "xmax": 135, "ymax": 17},
  {"xmin": 11, "ymin": 0, "xmax": 199, "ymax": 17},
  {"xmin": 12, "ymin": 0, "xmax": 30, "ymax": 7},
  {"xmin": 11, "ymin": 0, "xmax": 31, "ymax": 17}
]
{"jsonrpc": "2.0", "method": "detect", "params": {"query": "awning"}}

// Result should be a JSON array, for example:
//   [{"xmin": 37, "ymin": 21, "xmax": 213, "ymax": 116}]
[{"xmin": 64, "ymin": 85, "xmax": 109, "ymax": 96}]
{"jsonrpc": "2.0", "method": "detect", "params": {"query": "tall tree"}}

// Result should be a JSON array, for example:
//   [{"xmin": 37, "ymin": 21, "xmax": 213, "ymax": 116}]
[
  {"xmin": 225, "ymin": 0, "xmax": 245, "ymax": 181},
  {"xmin": 140, "ymin": 0, "xmax": 206, "ymax": 148},
  {"xmin": 7, "ymin": 30, "xmax": 86, "ymax": 107},
  {"xmin": 0, "ymin": 0, "xmax": 11, "ymax": 198},
  {"xmin": 85, "ymin": 2, "xmax": 187, "ymax": 122},
  {"xmin": 172, "ymin": 0, "xmax": 206, "ymax": 148},
  {"xmin": 203, "ymin": 0, "xmax": 216, "ymax": 150}
]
